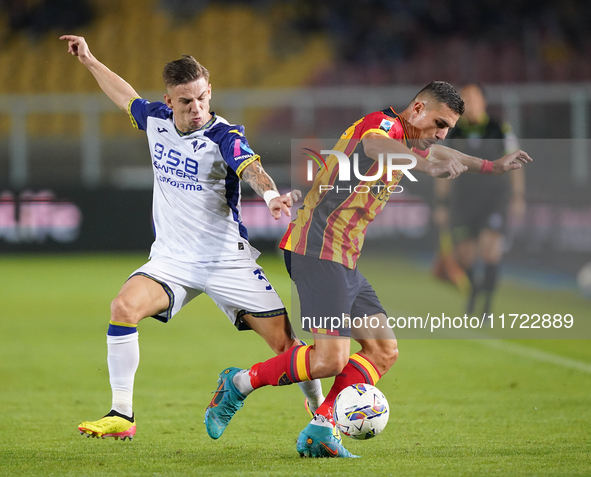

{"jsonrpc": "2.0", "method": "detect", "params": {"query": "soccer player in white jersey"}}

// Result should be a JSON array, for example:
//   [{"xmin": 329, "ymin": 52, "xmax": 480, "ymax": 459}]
[{"xmin": 60, "ymin": 35, "xmax": 324, "ymax": 441}]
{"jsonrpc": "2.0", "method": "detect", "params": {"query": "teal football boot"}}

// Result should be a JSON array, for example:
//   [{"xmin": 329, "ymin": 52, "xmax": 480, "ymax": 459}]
[
  {"xmin": 297, "ymin": 422, "xmax": 359, "ymax": 458},
  {"xmin": 204, "ymin": 367, "xmax": 246, "ymax": 439}
]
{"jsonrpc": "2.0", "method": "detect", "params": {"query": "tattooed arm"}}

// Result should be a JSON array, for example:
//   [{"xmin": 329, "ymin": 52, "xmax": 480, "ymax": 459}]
[
  {"xmin": 241, "ymin": 160, "xmax": 277, "ymax": 197},
  {"xmin": 241, "ymin": 161, "xmax": 300, "ymax": 220}
]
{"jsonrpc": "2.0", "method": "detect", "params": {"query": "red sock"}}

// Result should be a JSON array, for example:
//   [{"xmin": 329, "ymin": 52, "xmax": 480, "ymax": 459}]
[
  {"xmin": 249, "ymin": 345, "xmax": 312, "ymax": 389},
  {"xmin": 315, "ymin": 353, "xmax": 381, "ymax": 419}
]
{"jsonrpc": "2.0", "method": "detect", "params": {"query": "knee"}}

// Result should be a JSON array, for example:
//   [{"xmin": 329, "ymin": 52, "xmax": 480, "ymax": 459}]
[
  {"xmin": 111, "ymin": 295, "xmax": 140, "ymax": 324},
  {"xmin": 383, "ymin": 340, "xmax": 399, "ymax": 369},
  {"xmin": 272, "ymin": 338, "xmax": 296, "ymax": 355},
  {"xmin": 365, "ymin": 340, "xmax": 398, "ymax": 376}
]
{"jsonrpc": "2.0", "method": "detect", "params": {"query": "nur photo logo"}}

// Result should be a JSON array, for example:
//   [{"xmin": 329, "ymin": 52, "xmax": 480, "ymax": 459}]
[{"xmin": 302, "ymin": 148, "xmax": 419, "ymax": 194}]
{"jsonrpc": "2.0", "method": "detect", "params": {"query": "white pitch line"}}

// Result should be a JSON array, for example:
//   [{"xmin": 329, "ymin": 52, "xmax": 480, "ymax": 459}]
[
  {"xmin": 476, "ymin": 339, "xmax": 591, "ymax": 374},
  {"xmin": 366, "ymin": 308, "xmax": 591, "ymax": 374}
]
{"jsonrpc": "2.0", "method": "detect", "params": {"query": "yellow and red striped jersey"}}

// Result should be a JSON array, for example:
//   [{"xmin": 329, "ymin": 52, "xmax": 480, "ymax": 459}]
[{"xmin": 280, "ymin": 108, "xmax": 430, "ymax": 269}]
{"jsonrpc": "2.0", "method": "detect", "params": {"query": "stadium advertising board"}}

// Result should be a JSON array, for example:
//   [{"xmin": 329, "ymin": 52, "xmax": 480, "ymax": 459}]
[{"xmin": 0, "ymin": 189, "xmax": 153, "ymax": 252}]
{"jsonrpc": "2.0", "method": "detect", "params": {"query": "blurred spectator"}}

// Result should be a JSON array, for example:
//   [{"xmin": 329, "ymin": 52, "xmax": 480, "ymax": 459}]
[
  {"xmin": 28, "ymin": 0, "xmax": 93, "ymax": 39},
  {"xmin": 286, "ymin": 0, "xmax": 591, "ymax": 84},
  {"xmin": 1, "ymin": 0, "xmax": 93, "ymax": 41},
  {"xmin": 1, "ymin": 0, "xmax": 31, "ymax": 36},
  {"xmin": 159, "ymin": 0, "xmax": 210, "ymax": 20}
]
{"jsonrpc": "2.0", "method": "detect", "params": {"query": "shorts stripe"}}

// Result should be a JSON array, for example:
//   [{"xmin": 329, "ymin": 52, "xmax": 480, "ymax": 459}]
[
  {"xmin": 309, "ymin": 327, "xmax": 342, "ymax": 336},
  {"xmin": 249, "ymin": 308, "xmax": 287, "ymax": 318}
]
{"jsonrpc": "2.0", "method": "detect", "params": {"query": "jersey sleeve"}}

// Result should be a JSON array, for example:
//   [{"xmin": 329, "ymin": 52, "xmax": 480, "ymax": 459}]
[
  {"xmin": 127, "ymin": 97, "xmax": 171, "ymax": 131},
  {"xmin": 356, "ymin": 110, "xmax": 430, "ymax": 157},
  {"xmin": 205, "ymin": 124, "xmax": 260, "ymax": 178},
  {"xmin": 357, "ymin": 111, "xmax": 396, "ymax": 140}
]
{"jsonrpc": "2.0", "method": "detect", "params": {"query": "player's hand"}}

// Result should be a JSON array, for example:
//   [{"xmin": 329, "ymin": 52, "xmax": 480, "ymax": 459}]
[
  {"xmin": 268, "ymin": 190, "xmax": 300, "ymax": 220},
  {"xmin": 430, "ymin": 157, "xmax": 467, "ymax": 179},
  {"xmin": 59, "ymin": 35, "xmax": 94, "ymax": 64},
  {"xmin": 492, "ymin": 150, "xmax": 533, "ymax": 175},
  {"xmin": 290, "ymin": 189, "xmax": 302, "ymax": 204}
]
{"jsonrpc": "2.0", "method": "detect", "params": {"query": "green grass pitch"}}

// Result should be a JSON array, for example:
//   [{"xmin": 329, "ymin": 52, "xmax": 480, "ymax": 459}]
[{"xmin": 1, "ymin": 252, "xmax": 590, "ymax": 476}]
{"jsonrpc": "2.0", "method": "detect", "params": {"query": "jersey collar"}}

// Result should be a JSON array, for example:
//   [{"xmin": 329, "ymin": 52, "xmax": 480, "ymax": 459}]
[
  {"xmin": 389, "ymin": 107, "xmax": 413, "ymax": 148},
  {"xmin": 173, "ymin": 112, "xmax": 217, "ymax": 137}
]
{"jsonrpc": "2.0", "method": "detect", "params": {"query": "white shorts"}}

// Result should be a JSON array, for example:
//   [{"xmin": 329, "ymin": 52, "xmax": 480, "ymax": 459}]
[{"xmin": 130, "ymin": 255, "xmax": 286, "ymax": 327}]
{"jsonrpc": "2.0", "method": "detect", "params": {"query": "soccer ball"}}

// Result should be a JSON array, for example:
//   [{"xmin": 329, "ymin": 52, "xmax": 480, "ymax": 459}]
[
  {"xmin": 334, "ymin": 383, "xmax": 389, "ymax": 440},
  {"xmin": 577, "ymin": 262, "xmax": 591, "ymax": 298}
]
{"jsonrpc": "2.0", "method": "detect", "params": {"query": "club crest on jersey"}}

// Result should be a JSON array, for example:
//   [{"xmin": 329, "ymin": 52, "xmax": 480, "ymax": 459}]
[{"xmin": 192, "ymin": 139, "xmax": 207, "ymax": 152}]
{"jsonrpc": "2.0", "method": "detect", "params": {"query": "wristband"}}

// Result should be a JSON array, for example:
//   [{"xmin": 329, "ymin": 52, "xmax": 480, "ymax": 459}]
[
  {"xmin": 480, "ymin": 160, "xmax": 493, "ymax": 175},
  {"xmin": 263, "ymin": 190, "xmax": 281, "ymax": 206}
]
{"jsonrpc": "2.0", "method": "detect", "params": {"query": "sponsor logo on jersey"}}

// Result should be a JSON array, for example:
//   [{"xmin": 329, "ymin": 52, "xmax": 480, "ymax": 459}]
[
  {"xmin": 156, "ymin": 174, "xmax": 202, "ymax": 191},
  {"xmin": 153, "ymin": 161, "xmax": 199, "ymax": 182},
  {"xmin": 235, "ymin": 153, "xmax": 254, "ymax": 161},
  {"xmin": 233, "ymin": 138, "xmax": 254, "ymax": 158},
  {"xmin": 157, "ymin": 127, "xmax": 168, "ymax": 133}
]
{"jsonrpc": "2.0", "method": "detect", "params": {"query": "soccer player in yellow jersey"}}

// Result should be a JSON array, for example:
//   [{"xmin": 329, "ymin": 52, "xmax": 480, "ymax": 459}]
[{"xmin": 205, "ymin": 81, "xmax": 532, "ymax": 457}]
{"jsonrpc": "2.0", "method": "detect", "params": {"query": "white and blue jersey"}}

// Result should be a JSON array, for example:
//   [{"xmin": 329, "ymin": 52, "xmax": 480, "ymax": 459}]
[{"xmin": 128, "ymin": 97, "xmax": 260, "ymax": 262}]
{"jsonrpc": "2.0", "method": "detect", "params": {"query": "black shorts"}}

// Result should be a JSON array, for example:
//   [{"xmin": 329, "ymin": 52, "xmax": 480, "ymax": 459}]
[
  {"xmin": 450, "ymin": 201, "xmax": 509, "ymax": 241},
  {"xmin": 450, "ymin": 175, "xmax": 510, "ymax": 241},
  {"xmin": 285, "ymin": 251, "xmax": 387, "ymax": 338}
]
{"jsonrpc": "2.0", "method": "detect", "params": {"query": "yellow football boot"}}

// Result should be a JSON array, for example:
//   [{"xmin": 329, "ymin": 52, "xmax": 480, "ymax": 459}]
[{"xmin": 78, "ymin": 410, "xmax": 136, "ymax": 440}]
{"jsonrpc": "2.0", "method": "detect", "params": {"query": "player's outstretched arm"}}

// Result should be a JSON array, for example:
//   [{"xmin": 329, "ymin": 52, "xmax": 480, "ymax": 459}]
[
  {"xmin": 59, "ymin": 35, "xmax": 139, "ymax": 111},
  {"xmin": 241, "ymin": 161, "xmax": 297, "ymax": 220},
  {"xmin": 362, "ymin": 133, "xmax": 467, "ymax": 179},
  {"xmin": 430, "ymin": 144, "xmax": 533, "ymax": 175}
]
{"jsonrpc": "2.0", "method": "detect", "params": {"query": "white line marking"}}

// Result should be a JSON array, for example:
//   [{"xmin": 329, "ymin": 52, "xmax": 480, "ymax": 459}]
[{"xmin": 476, "ymin": 339, "xmax": 591, "ymax": 374}]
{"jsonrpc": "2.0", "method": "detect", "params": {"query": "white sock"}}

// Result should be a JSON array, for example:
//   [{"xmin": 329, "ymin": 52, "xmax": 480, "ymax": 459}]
[
  {"xmin": 107, "ymin": 332, "xmax": 139, "ymax": 418},
  {"xmin": 298, "ymin": 379, "xmax": 324, "ymax": 413},
  {"xmin": 112, "ymin": 390, "xmax": 133, "ymax": 418},
  {"xmin": 233, "ymin": 369, "xmax": 254, "ymax": 396}
]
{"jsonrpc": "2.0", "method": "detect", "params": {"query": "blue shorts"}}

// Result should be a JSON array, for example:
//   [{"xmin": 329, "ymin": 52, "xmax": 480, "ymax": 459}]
[{"xmin": 285, "ymin": 251, "xmax": 387, "ymax": 338}]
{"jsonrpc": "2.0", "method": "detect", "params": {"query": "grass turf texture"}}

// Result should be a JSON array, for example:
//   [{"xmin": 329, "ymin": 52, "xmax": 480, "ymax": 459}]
[{"xmin": 0, "ymin": 252, "xmax": 590, "ymax": 476}]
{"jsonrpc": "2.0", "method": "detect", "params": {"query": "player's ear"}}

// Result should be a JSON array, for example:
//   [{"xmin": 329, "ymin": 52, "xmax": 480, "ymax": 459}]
[
  {"xmin": 164, "ymin": 93, "xmax": 172, "ymax": 108},
  {"xmin": 414, "ymin": 100, "xmax": 425, "ymax": 115}
]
